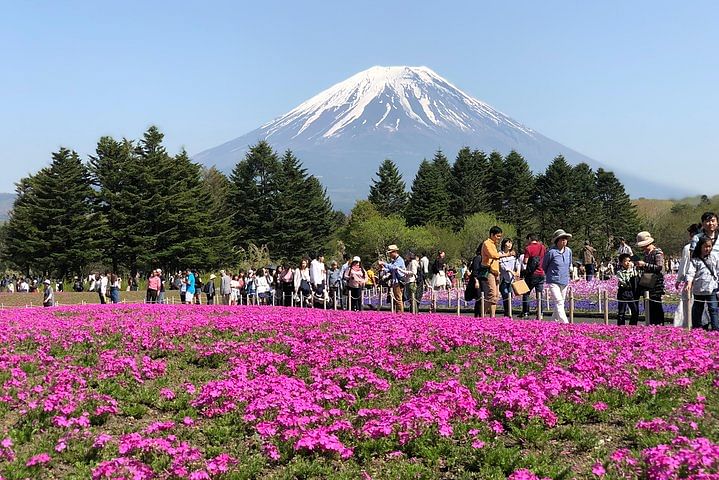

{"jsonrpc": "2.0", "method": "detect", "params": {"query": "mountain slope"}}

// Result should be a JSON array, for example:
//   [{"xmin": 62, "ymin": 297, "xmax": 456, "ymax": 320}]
[{"xmin": 193, "ymin": 66, "xmax": 689, "ymax": 209}]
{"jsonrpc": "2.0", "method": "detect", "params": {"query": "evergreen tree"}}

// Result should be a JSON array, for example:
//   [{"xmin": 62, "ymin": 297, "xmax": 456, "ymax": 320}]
[
  {"xmin": 368, "ymin": 159, "xmax": 407, "ymax": 216},
  {"xmin": 201, "ymin": 167, "xmax": 234, "ymax": 268},
  {"xmin": 484, "ymin": 151, "xmax": 505, "ymax": 212},
  {"xmin": 5, "ymin": 149, "xmax": 99, "ymax": 278},
  {"xmin": 569, "ymin": 163, "xmax": 602, "ymax": 245},
  {"xmin": 498, "ymin": 151, "xmax": 535, "ymax": 249},
  {"xmin": 405, "ymin": 157, "xmax": 450, "ymax": 227},
  {"xmin": 3, "ymin": 175, "xmax": 44, "ymax": 274},
  {"xmin": 148, "ymin": 146, "xmax": 212, "ymax": 273},
  {"xmin": 533, "ymin": 155, "xmax": 575, "ymax": 243},
  {"xmin": 596, "ymin": 168, "xmax": 642, "ymax": 256},
  {"xmin": 273, "ymin": 150, "xmax": 315, "ymax": 259},
  {"xmin": 450, "ymin": 147, "xmax": 488, "ymax": 226},
  {"xmin": 229, "ymin": 140, "xmax": 281, "ymax": 251},
  {"xmin": 88, "ymin": 136, "xmax": 136, "ymax": 272}
]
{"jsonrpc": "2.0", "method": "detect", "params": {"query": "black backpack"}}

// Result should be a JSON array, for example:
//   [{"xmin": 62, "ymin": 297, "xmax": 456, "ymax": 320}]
[{"xmin": 525, "ymin": 255, "xmax": 541, "ymax": 277}]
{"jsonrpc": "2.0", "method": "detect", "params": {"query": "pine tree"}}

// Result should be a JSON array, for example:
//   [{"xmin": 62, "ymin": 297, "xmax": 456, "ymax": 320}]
[
  {"xmin": 498, "ymin": 151, "xmax": 535, "ymax": 249},
  {"xmin": 5, "ymin": 149, "xmax": 99, "ymax": 278},
  {"xmin": 201, "ymin": 167, "xmax": 234, "ymax": 268},
  {"xmin": 451, "ymin": 147, "xmax": 488, "ymax": 226},
  {"xmin": 533, "ymin": 155, "xmax": 575, "ymax": 243},
  {"xmin": 596, "ymin": 168, "xmax": 642, "ymax": 256},
  {"xmin": 273, "ymin": 150, "xmax": 315, "ymax": 259},
  {"xmin": 148, "ymin": 147, "xmax": 212, "ymax": 273},
  {"xmin": 88, "ymin": 136, "xmax": 135, "ymax": 272},
  {"xmin": 569, "ymin": 163, "xmax": 602, "ymax": 245},
  {"xmin": 405, "ymin": 158, "xmax": 450, "ymax": 227},
  {"xmin": 229, "ymin": 141, "xmax": 281, "ymax": 251},
  {"xmin": 3, "ymin": 175, "xmax": 45, "ymax": 274},
  {"xmin": 484, "ymin": 151, "xmax": 505, "ymax": 212},
  {"xmin": 368, "ymin": 159, "xmax": 408, "ymax": 216}
]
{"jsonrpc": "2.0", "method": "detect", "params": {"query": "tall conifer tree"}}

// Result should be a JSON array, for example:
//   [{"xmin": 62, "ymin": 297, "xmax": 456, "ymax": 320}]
[{"xmin": 368, "ymin": 159, "xmax": 408, "ymax": 216}]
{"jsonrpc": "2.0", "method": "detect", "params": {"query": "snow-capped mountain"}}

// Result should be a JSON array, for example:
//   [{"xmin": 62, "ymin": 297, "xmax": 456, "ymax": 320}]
[{"xmin": 193, "ymin": 66, "xmax": 685, "ymax": 209}]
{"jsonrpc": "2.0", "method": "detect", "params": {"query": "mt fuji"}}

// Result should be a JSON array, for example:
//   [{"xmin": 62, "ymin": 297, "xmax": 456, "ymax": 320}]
[{"xmin": 193, "ymin": 66, "xmax": 683, "ymax": 209}]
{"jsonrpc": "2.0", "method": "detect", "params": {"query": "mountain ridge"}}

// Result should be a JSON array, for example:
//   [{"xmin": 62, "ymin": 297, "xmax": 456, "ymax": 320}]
[{"xmin": 197, "ymin": 66, "xmax": 690, "ymax": 208}]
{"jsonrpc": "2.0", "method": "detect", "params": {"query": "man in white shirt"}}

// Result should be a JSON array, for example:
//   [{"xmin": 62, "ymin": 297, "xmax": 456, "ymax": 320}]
[
  {"xmin": 420, "ymin": 253, "xmax": 430, "ymax": 288},
  {"xmin": 310, "ymin": 254, "xmax": 327, "ymax": 294}
]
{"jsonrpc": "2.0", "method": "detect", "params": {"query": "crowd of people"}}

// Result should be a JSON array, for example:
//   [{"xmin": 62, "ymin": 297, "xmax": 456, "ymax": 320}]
[{"xmin": 5, "ymin": 212, "xmax": 719, "ymax": 331}]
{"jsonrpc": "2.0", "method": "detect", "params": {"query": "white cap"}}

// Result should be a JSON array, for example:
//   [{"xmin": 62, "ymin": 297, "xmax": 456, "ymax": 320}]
[{"xmin": 352, "ymin": 256, "xmax": 361, "ymax": 263}]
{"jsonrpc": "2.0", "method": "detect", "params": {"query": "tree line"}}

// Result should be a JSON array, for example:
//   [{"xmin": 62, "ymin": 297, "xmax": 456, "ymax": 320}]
[
  {"xmin": 0, "ymin": 126, "xmax": 641, "ymax": 278},
  {"xmin": 366, "ymin": 149, "xmax": 641, "ymax": 259}
]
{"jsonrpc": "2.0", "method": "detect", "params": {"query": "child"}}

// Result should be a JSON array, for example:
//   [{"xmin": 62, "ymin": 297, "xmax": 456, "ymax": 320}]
[
  {"xmin": 616, "ymin": 253, "xmax": 640, "ymax": 325},
  {"xmin": 685, "ymin": 236, "xmax": 719, "ymax": 330}
]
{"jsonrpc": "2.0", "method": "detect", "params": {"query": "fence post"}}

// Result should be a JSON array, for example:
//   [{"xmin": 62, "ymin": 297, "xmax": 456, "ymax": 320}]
[
  {"xmin": 598, "ymin": 288, "xmax": 603, "ymax": 314},
  {"xmin": 569, "ymin": 287, "xmax": 574, "ymax": 324},
  {"xmin": 379, "ymin": 287, "xmax": 383, "ymax": 310},
  {"xmin": 508, "ymin": 290, "xmax": 513, "ymax": 319},
  {"xmin": 603, "ymin": 290, "xmax": 609, "ymax": 325},
  {"xmin": 685, "ymin": 292, "xmax": 691, "ymax": 330},
  {"xmin": 456, "ymin": 288, "xmax": 461, "ymax": 317},
  {"xmin": 537, "ymin": 290, "xmax": 543, "ymax": 320},
  {"xmin": 480, "ymin": 291, "xmax": 485, "ymax": 317},
  {"xmin": 644, "ymin": 291, "xmax": 651, "ymax": 325}
]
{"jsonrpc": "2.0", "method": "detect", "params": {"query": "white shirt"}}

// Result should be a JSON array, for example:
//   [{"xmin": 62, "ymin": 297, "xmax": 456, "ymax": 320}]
[
  {"xmin": 99, "ymin": 275, "xmax": 108, "ymax": 294},
  {"xmin": 310, "ymin": 259, "xmax": 326, "ymax": 286},
  {"xmin": 420, "ymin": 256, "xmax": 430, "ymax": 274}
]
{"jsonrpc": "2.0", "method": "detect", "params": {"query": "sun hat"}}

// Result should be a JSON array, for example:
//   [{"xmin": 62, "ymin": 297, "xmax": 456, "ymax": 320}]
[
  {"xmin": 551, "ymin": 229, "xmax": 573, "ymax": 244},
  {"xmin": 386, "ymin": 244, "xmax": 399, "ymax": 253},
  {"xmin": 352, "ymin": 256, "xmax": 361, "ymax": 263},
  {"xmin": 636, "ymin": 231, "xmax": 655, "ymax": 248},
  {"xmin": 43, "ymin": 279, "xmax": 51, "ymax": 285},
  {"xmin": 209, "ymin": 274, "xmax": 216, "ymax": 280}
]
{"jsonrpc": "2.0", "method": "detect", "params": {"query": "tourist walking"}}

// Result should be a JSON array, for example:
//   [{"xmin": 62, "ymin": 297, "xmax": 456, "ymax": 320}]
[
  {"xmin": 479, "ymin": 226, "xmax": 505, "ymax": 317},
  {"xmin": 635, "ymin": 231, "xmax": 665, "ymax": 325},
  {"xmin": 542, "ymin": 229, "xmax": 573, "ymax": 323},
  {"xmin": 521, "ymin": 233, "xmax": 546, "ymax": 318},
  {"xmin": 380, "ymin": 244, "xmax": 406, "ymax": 313},
  {"xmin": 42, "ymin": 279, "xmax": 54, "ymax": 307},
  {"xmin": 498, "ymin": 238, "xmax": 520, "ymax": 316}
]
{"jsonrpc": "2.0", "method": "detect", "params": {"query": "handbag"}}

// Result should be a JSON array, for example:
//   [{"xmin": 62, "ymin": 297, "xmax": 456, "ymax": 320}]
[
  {"xmin": 464, "ymin": 276, "xmax": 479, "ymax": 301},
  {"xmin": 638, "ymin": 272, "xmax": 657, "ymax": 291},
  {"xmin": 512, "ymin": 279, "xmax": 530, "ymax": 296},
  {"xmin": 476, "ymin": 265, "xmax": 491, "ymax": 279}
]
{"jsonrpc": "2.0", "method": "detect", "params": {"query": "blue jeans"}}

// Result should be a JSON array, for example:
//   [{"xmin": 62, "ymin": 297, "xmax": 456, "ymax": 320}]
[
  {"xmin": 110, "ymin": 287, "xmax": 120, "ymax": 304},
  {"xmin": 522, "ymin": 275, "xmax": 545, "ymax": 315},
  {"xmin": 499, "ymin": 280, "xmax": 512, "ymax": 315},
  {"xmin": 692, "ymin": 293, "xmax": 719, "ymax": 330}
]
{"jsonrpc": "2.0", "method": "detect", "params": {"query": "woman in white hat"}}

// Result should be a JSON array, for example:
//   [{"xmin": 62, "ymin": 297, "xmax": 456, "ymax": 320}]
[
  {"xmin": 343, "ymin": 256, "xmax": 367, "ymax": 311},
  {"xmin": 635, "ymin": 231, "xmax": 665, "ymax": 325},
  {"xmin": 542, "ymin": 229, "xmax": 573, "ymax": 323}
]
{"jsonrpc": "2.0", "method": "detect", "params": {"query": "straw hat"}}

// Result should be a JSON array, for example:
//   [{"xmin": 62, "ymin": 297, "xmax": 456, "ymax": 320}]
[
  {"xmin": 209, "ymin": 274, "xmax": 216, "ymax": 280},
  {"xmin": 551, "ymin": 229, "xmax": 573, "ymax": 244},
  {"xmin": 386, "ymin": 244, "xmax": 399, "ymax": 253},
  {"xmin": 636, "ymin": 231, "xmax": 655, "ymax": 248}
]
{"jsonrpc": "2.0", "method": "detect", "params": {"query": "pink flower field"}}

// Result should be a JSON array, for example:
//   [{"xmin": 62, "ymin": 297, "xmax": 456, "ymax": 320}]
[{"xmin": 1, "ymin": 305, "xmax": 718, "ymax": 479}]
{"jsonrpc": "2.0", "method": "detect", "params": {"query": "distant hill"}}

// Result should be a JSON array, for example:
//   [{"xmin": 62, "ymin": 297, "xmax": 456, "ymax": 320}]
[{"xmin": 0, "ymin": 193, "xmax": 13, "ymax": 221}]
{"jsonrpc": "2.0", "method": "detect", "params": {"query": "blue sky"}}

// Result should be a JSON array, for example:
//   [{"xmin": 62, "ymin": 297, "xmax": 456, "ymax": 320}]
[{"xmin": 1, "ymin": 0, "xmax": 717, "ymax": 196}]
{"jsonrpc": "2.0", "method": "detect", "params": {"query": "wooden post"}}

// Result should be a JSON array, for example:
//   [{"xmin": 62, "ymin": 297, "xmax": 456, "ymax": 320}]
[
  {"xmin": 569, "ymin": 288, "xmax": 574, "ymax": 324},
  {"xmin": 508, "ymin": 290, "xmax": 513, "ymax": 319},
  {"xmin": 603, "ymin": 290, "xmax": 609, "ymax": 325},
  {"xmin": 480, "ymin": 292, "xmax": 485, "ymax": 317},
  {"xmin": 644, "ymin": 291, "xmax": 651, "ymax": 325},
  {"xmin": 537, "ymin": 291, "xmax": 543, "ymax": 320},
  {"xmin": 598, "ymin": 288, "xmax": 603, "ymax": 314},
  {"xmin": 456, "ymin": 288, "xmax": 461, "ymax": 317},
  {"xmin": 388, "ymin": 286, "xmax": 393, "ymax": 313},
  {"xmin": 379, "ymin": 287, "xmax": 383, "ymax": 309},
  {"xmin": 685, "ymin": 292, "xmax": 691, "ymax": 330}
]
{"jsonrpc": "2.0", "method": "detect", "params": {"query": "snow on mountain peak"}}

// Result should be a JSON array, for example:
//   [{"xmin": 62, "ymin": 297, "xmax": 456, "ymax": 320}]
[{"xmin": 262, "ymin": 65, "xmax": 535, "ymax": 141}]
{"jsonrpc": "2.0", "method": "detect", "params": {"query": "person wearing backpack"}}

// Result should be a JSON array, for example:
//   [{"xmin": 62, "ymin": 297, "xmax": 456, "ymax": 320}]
[
  {"xmin": 581, "ymin": 240, "xmax": 597, "ymax": 281},
  {"xmin": 204, "ymin": 274, "xmax": 216, "ymax": 305},
  {"xmin": 521, "ymin": 233, "xmax": 546, "ymax": 318}
]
